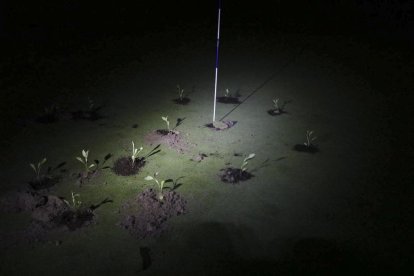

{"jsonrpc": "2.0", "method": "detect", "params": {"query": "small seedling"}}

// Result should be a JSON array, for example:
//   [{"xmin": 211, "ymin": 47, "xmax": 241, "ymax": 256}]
[
  {"xmin": 30, "ymin": 158, "xmax": 47, "ymax": 181},
  {"xmin": 63, "ymin": 191, "xmax": 82, "ymax": 209},
  {"xmin": 304, "ymin": 130, "xmax": 317, "ymax": 147},
  {"xmin": 44, "ymin": 104, "xmax": 59, "ymax": 115},
  {"xmin": 131, "ymin": 141, "xmax": 143, "ymax": 166},
  {"xmin": 76, "ymin": 149, "xmax": 95, "ymax": 173},
  {"xmin": 177, "ymin": 85, "xmax": 184, "ymax": 101},
  {"xmin": 240, "ymin": 153, "xmax": 256, "ymax": 172},
  {"xmin": 88, "ymin": 97, "xmax": 95, "ymax": 112},
  {"xmin": 273, "ymin": 98, "xmax": 280, "ymax": 111},
  {"xmin": 161, "ymin": 116, "xmax": 170, "ymax": 131},
  {"xmin": 71, "ymin": 192, "xmax": 82, "ymax": 209},
  {"xmin": 224, "ymin": 88, "xmax": 230, "ymax": 97},
  {"xmin": 144, "ymin": 172, "xmax": 170, "ymax": 201}
]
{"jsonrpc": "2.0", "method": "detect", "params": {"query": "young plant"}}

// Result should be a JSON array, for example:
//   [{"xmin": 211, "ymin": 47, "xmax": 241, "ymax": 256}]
[
  {"xmin": 161, "ymin": 116, "xmax": 170, "ymax": 132},
  {"xmin": 30, "ymin": 158, "xmax": 47, "ymax": 181},
  {"xmin": 272, "ymin": 98, "xmax": 280, "ymax": 111},
  {"xmin": 240, "ymin": 153, "xmax": 256, "ymax": 173},
  {"xmin": 304, "ymin": 130, "xmax": 317, "ymax": 147},
  {"xmin": 63, "ymin": 191, "xmax": 82, "ymax": 210},
  {"xmin": 177, "ymin": 85, "xmax": 184, "ymax": 101},
  {"xmin": 76, "ymin": 149, "xmax": 95, "ymax": 173},
  {"xmin": 131, "ymin": 141, "xmax": 143, "ymax": 166},
  {"xmin": 224, "ymin": 88, "xmax": 230, "ymax": 97},
  {"xmin": 88, "ymin": 97, "xmax": 95, "ymax": 112},
  {"xmin": 144, "ymin": 172, "xmax": 169, "ymax": 201},
  {"xmin": 71, "ymin": 192, "xmax": 82, "ymax": 209}
]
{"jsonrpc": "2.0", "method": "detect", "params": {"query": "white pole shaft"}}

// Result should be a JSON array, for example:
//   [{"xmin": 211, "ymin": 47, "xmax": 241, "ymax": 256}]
[{"xmin": 213, "ymin": 8, "xmax": 221, "ymax": 122}]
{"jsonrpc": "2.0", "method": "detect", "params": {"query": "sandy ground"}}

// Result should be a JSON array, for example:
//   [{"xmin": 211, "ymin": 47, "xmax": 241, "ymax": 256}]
[{"xmin": 0, "ymin": 30, "xmax": 413, "ymax": 274}]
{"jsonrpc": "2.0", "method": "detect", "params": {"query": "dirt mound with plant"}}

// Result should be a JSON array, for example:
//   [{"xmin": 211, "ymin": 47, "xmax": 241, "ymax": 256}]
[{"xmin": 119, "ymin": 188, "xmax": 186, "ymax": 239}]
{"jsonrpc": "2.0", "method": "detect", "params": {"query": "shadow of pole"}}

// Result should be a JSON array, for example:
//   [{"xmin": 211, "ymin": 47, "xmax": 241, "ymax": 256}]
[{"xmin": 219, "ymin": 46, "xmax": 305, "ymax": 121}]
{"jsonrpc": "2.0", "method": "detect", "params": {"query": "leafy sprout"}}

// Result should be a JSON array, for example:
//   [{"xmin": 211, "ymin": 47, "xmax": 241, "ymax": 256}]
[
  {"xmin": 64, "ymin": 192, "xmax": 82, "ymax": 209},
  {"xmin": 131, "ymin": 141, "xmax": 143, "ymax": 166},
  {"xmin": 272, "ymin": 98, "xmax": 280, "ymax": 110},
  {"xmin": 76, "ymin": 149, "xmax": 95, "ymax": 173},
  {"xmin": 30, "ymin": 158, "xmax": 47, "ymax": 181},
  {"xmin": 304, "ymin": 130, "xmax": 317, "ymax": 147},
  {"xmin": 161, "ymin": 116, "xmax": 170, "ymax": 131},
  {"xmin": 240, "ymin": 153, "xmax": 256, "ymax": 172},
  {"xmin": 144, "ymin": 172, "xmax": 171, "ymax": 201},
  {"xmin": 177, "ymin": 85, "xmax": 184, "ymax": 101}
]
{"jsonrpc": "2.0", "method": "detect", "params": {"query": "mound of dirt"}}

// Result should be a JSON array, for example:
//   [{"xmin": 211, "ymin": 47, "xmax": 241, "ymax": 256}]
[
  {"xmin": 219, "ymin": 167, "xmax": 254, "ymax": 184},
  {"xmin": 144, "ymin": 130, "xmax": 193, "ymax": 154},
  {"xmin": 119, "ymin": 188, "xmax": 186, "ymax": 239},
  {"xmin": 112, "ymin": 156, "xmax": 146, "ymax": 176}
]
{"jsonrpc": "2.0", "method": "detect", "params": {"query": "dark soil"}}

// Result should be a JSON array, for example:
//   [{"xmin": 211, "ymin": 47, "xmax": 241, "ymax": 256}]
[
  {"xmin": 156, "ymin": 129, "xmax": 171, "ymax": 136},
  {"xmin": 216, "ymin": 96, "xmax": 241, "ymax": 104},
  {"xmin": 71, "ymin": 107, "xmax": 103, "ymax": 121},
  {"xmin": 29, "ymin": 176, "xmax": 60, "ymax": 190},
  {"xmin": 36, "ymin": 113, "xmax": 60, "ymax": 123},
  {"xmin": 267, "ymin": 109, "xmax": 286, "ymax": 116},
  {"xmin": 0, "ymin": 190, "xmax": 46, "ymax": 212},
  {"xmin": 173, "ymin": 97, "xmax": 191, "ymax": 105},
  {"xmin": 219, "ymin": 167, "xmax": 254, "ymax": 184},
  {"xmin": 76, "ymin": 169, "xmax": 100, "ymax": 185},
  {"xmin": 119, "ymin": 188, "xmax": 186, "ymax": 239},
  {"xmin": 206, "ymin": 120, "xmax": 237, "ymax": 130},
  {"xmin": 294, "ymin": 144, "xmax": 319, "ymax": 154},
  {"xmin": 145, "ymin": 130, "xmax": 193, "ymax": 154},
  {"xmin": 112, "ymin": 156, "xmax": 146, "ymax": 176}
]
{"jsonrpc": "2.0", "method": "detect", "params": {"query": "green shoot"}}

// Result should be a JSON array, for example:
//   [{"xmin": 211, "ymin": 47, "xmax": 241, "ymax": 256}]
[
  {"xmin": 161, "ymin": 116, "xmax": 170, "ymax": 131},
  {"xmin": 76, "ymin": 149, "xmax": 95, "ymax": 173},
  {"xmin": 88, "ymin": 97, "xmax": 95, "ymax": 112},
  {"xmin": 64, "ymin": 192, "xmax": 82, "ymax": 209},
  {"xmin": 177, "ymin": 85, "xmax": 184, "ymax": 101},
  {"xmin": 240, "ymin": 153, "xmax": 256, "ymax": 172},
  {"xmin": 272, "ymin": 98, "xmax": 279, "ymax": 110},
  {"xmin": 304, "ymin": 130, "xmax": 317, "ymax": 147},
  {"xmin": 30, "ymin": 158, "xmax": 47, "ymax": 181},
  {"xmin": 144, "ymin": 172, "xmax": 169, "ymax": 201},
  {"xmin": 131, "ymin": 141, "xmax": 143, "ymax": 165},
  {"xmin": 71, "ymin": 192, "xmax": 82, "ymax": 209},
  {"xmin": 224, "ymin": 88, "xmax": 230, "ymax": 97}
]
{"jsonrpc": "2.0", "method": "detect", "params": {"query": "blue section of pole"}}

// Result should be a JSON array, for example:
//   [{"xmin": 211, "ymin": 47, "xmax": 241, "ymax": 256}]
[
  {"xmin": 215, "ymin": 0, "xmax": 221, "ymax": 69},
  {"xmin": 212, "ymin": 0, "xmax": 221, "ymax": 122}
]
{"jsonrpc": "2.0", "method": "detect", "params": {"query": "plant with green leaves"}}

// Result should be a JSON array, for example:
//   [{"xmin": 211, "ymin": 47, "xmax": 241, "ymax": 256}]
[
  {"xmin": 272, "ymin": 98, "xmax": 280, "ymax": 110},
  {"xmin": 304, "ymin": 130, "xmax": 317, "ymax": 147},
  {"xmin": 131, "ymin": 141, "xmax": 143, "ymax": 166},
  {"xmin": 76, "ymin": 149, "xmax": 95, "ymax": 173},
  {"xmin": 224, "ymin": 88, "xmax": 230, "ymax": 97},
  {"xmin": 161, "ymin": 116, "xmax": 170, "ymax": 132},
  {"xmin": 240, "ymin": 153, "xmax": 256, "ymax": 173},
  {"xmin": 63, "ymin": 191, "xmax": 82, "ymax": 209},
  {"xmin": 144, "ymin": 172, "xmax": 170, "ymax": 201},
  {"xmin": 30, "ymin": 158, "xmax": 47, "ymax": 182},
  {"xmin": 177, "ymin": 85, "xmax": 184, "ymax": 101}
]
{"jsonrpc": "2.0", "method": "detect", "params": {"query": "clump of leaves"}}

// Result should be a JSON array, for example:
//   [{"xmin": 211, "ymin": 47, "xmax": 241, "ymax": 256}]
[
  {"xmin": 240, "ymin": 153, "xmax": 256, "ymax": 174},
  {"xmin": 144, "ymin": 172, "xmax": 172, "ymax": 201},
  {"xmin": 304, "ymin": 130, "xmax": 317, "ymax": 148},
  {"xmin": 76, "ymin": 149, "xmax": 95, "ymax": 174},
  {"xmin": 161, "ymin": 116, "xmax": 170, "ymax": 132},
  {"xmin": 30, "ymin": 158, "xmax": 47, "ymax": 182},
  {"xmin": 131, "ymin": 141, "xmax": 143, "ymax": 167},
  {"xmin": 177, "ymin": 85, "xmax": 184, "ymax": 101}
]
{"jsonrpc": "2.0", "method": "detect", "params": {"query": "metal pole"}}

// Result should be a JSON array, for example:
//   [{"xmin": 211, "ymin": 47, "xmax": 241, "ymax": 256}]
[{"xmin": 213, "ymin": 0, "xmax": 221, "ymax": 122}]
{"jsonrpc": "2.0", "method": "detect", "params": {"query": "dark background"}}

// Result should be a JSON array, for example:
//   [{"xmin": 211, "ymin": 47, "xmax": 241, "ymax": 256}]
[{"xmin": 1, "ymin": 1, "xmax": 413, "ymax": 41}]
